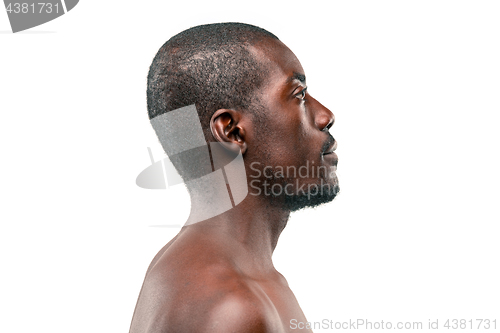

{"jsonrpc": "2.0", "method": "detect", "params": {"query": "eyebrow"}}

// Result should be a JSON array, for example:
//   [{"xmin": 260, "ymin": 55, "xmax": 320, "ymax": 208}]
[{"xmin": 289, "ymin": 72, "xmax": 306, "ymax": 84}]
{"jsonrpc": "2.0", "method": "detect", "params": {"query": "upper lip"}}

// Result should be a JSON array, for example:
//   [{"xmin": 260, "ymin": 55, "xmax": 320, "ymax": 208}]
[{"xmin": 322, "ymin": 140, "xmax": 337, "ymax": 155}]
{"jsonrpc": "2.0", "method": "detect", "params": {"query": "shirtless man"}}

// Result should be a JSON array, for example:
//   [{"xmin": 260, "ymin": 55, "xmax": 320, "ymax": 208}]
[{"xmin": 130, "ymin": 23, "xmax": 339, "ymax": 333}]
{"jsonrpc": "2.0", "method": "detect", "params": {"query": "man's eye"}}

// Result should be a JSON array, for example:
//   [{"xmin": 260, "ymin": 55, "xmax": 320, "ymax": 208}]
[{"xmin": 296, "ymin": 88, "xmax": 307, "ymax": 100}]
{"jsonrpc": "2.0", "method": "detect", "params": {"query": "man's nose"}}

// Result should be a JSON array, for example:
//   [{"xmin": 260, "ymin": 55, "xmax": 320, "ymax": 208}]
[{"xmin": 312, "ymin": 97, "xmax": 334, "ymax": 131}]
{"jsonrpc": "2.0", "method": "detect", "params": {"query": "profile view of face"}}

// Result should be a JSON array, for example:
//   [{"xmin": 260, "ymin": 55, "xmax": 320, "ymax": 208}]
[{"xmin": 244, "ymin": 38, "xmax": 338, "ymax": 211}]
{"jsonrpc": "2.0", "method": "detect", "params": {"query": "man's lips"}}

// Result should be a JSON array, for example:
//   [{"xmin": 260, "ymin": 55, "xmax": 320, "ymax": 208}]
[
  {"xmin": 323, "ymin": 151, "xmax": 338, "ymax": 167},
  {"xmin": 322, "ymin": 139, "xmax": 337, "ymax": 155},
  {"xmin": 322, "ymin": 139, "xmax": 338, "ymax": 166}
]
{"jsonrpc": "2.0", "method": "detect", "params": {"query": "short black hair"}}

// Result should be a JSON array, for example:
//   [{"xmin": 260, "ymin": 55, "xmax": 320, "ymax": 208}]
[{"xmin": 147, "ymin": 22, "xmax": 279, "ymax": 140}]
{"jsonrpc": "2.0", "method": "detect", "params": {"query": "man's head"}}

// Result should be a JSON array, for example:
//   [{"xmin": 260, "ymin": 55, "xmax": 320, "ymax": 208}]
[{"xmin": 148, "ymin": 23, "xmax": 339, "ymax": 212}]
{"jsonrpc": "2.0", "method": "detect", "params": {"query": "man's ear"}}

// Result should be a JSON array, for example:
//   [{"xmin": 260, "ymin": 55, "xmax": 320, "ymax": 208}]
[{"xmin": 210, "ymin": 109, "xmax": 248, "ymax": 154}]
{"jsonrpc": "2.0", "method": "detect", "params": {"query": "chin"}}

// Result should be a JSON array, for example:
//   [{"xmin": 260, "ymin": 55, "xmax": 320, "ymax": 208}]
[{"xmin": 285, "ymin": 181, "xmax": 340, "ymax": 212}]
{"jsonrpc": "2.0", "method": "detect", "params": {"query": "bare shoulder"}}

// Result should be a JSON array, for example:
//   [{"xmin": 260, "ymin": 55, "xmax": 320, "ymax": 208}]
[
  {"xmin": 200, "ymin": 292, "xmax": 279, "ymax": 333},
  {"xmin": 129, "ymin": 237, "xmax": 283, "ymax": 333},
  {"xmin": 158, "ymin": 287, "xmax": 279, "ymax": 333}
]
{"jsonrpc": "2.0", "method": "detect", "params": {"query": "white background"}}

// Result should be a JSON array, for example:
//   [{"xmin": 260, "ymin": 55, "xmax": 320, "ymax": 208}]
[{"xmin": 1, "ymin": 1, "xmax": 499, "ymax": 332}]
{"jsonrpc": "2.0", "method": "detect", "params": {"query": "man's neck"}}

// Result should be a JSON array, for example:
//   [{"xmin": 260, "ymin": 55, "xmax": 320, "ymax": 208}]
[{"xmin": 185, "ymin": 193, "xmax": 290, "ymax": 274}]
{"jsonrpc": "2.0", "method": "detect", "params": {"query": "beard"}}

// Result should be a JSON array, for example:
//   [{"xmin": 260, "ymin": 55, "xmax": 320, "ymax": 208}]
[
  {"xmin": 253, "ymin": 169, "xmax": 339, "ymax": 212},
  {"xmin": 283, "ymin": 177, "xmax": 340, "ymax": 212},
  {"xmin": 248, "ymin": 117, "xmax": 340, "ymax": 211}
]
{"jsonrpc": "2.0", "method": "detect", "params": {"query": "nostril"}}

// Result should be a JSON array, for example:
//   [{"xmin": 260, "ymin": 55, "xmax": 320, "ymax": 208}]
[{"xmin": 322, "ymin": 118, "xmax": 333, "ymax": 132}]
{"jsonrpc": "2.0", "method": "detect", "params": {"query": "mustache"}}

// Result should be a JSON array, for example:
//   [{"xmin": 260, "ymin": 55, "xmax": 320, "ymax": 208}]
[{"xmin": 321, "ymin": 134, "xmax": 336, "ymax": 154}]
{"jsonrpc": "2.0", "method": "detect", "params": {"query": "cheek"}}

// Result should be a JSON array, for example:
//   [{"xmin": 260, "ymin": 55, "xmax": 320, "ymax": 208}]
[{"xmin": 251, "ymin": 111, "xmax": 311, "ymax": 166}]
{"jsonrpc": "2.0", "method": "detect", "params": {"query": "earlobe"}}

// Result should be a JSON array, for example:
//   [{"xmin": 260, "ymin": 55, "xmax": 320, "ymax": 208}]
[{"xmin": 210, "ymin": 109, "xmax": 247, "ymax": 154}]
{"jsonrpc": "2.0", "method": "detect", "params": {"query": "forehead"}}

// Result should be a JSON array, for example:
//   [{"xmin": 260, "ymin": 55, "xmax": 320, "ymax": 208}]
[{"xmin": 248, "ymin": 38, "xmax": 305, "ymax": 87}]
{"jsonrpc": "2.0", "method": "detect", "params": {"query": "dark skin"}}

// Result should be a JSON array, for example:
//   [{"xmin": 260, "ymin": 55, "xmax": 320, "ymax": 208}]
[{"xmin": 130, "ymin": 37, "xmax": 337, "ymax": 333}]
